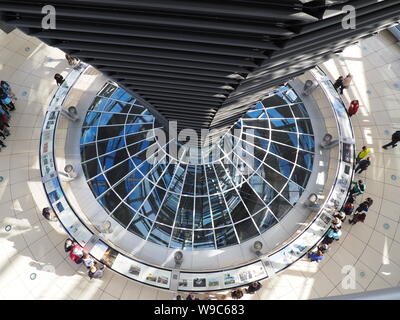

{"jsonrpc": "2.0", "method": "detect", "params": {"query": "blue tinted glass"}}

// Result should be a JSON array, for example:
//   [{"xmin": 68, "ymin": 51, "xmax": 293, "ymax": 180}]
[
  {"xmin": 81, "ymin": 127, "xmax": 97, "ymax": 144},
  {"xmin": 193, "ymin": 230, "xmax": 215, "ymax": 249},
  {"xmin": 169, "ymin": 229, "xmax": 193, "ymax": 250},
  {"xmin": 298, "ymin": 134, "xmax": 315, "ymax": 152},
  {"xmin": 148, "ymin": 223, "xmax": 172, "ymax": 246}
]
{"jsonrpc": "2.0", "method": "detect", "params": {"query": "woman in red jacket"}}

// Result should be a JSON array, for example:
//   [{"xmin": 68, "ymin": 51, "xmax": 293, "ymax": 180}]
[{"xmin": 348, "ymin": 100, "xmax": 359, "ymax": 117}]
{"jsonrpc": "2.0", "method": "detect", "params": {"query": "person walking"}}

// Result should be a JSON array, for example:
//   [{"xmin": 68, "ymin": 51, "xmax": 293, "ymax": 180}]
[
  {"xmin": 347, "ymin": 100, "xmax": 359, "ymax": 117},
  {"xmin": 356, "ymin": 146, "xmax": 370, "ymax": 163},
  {"xmin": 382, "ymin": 130, "xmax": 400, "ymax": 150},
  {"xmin": 333, "ymin": 76, "xmax": 344, "ymax": 92},
  {"xmin": 349, "ymin": 198, "xmax": 373, "ymax": 225},
  {"xmin": 54, "ymin": 73, "xmax": 64, "ymax": 86},
  {"xmin": 349, "ymin": 180, "xmax": 366, "ymax": 197},
  {"xmin": 341, "ymin": 73, "xmax": 353, "ymax": 94},
  {"xmin": 355, "ymin": 157, "xmax": 371, "ymax": 174}
]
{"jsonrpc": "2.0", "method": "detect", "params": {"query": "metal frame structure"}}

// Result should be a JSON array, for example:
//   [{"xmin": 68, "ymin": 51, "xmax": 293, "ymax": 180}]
[{"xmin": 1, "ymin": 0, "xmax": 400, "ymax": 144}]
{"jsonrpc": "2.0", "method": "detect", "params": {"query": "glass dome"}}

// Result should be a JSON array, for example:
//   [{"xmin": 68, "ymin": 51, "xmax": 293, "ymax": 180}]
[{"xmin": 80, "ymin": 83, "xmax": 315, "ymax": 250}]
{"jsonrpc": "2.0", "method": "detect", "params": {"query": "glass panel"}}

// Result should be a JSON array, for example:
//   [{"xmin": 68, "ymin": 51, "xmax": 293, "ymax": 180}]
[
  {"xmin": 236, "ymin": 182, "xmax": 265, "ymax": 215},
  {"xmin": 97, "ymin": 189, "xmax": 121, "ymax": 214},
  {"xmin": 175, "ymin": 196, "xmax": 194, "ymax": 228},
  {"xmin": 81, "ymin": 143, "xmax": 97, "ymax": 162},
  {"xmin": 156, "ymin": 193, "xmax": 179, "ymax": 226},
  {"xmin": 210, "ymin": 194, "xmax": 231, "ymax": 228},
  {"xmin": 234, "ymin": 218, "xmax": 259, "ymax": 242},
  {"xmin": 194, "ymin": 197, "xmax": 213, "ymax": 229},
  {"xmin": 215, "ymin": 227, "xmax": 238, "ymax": 248},
  {"xmin": 87, "ymin": 174, "xmax": 108, "ymax": 197},
  {"xmin": 81, "ymin": 126, "xmax": 97, "ymax": 144},
  {"xmin": 291, "ymin": 165, "xmax": 312, "ymax": 188},
  {"xmin": 281, "ymin": 181, "xmax": 304, "ymax": 206},
  {"xmin": 99, "ymin": 112, "xmax": 127, "ymax": 126},
  {"xmin": 126, "ymin": 179, "xmax": 152, "ymax": 211},
  {"xmin": 296, "ymin": 150, "xmax": 314, "ymax": 170},
  {"xmin": 193, "ymin": 230, "xmax": 215, "ymax": 249},
  {"xmin": 97, "ymin": 125, "xmax": 124, "ymax": 140},
  {"xmin": 83, "ymin": 111, "xmax": 101, "ymax": 127},
  {"xmin": 271, "ymin": 131, "xmax": 298, "ymax": 147},
  {"xmin": 148, "ymin": 223, "xmax": 172, "ymax": 246},
  {"xmin": 296, "ymin": 119, "xmax": 314, "ymax": 135},
  {"xmin": 291, "ymin": 103, "xmax": 309, "ymax": 118},
  {"xmin": 268, "ymin": 195, "xmax": 292, "ymax": 221},
  {"xmin": 265, "ymin": 153, "xmax": 294, "ymax": 178},
  {"xmin": 127, "ymin": 215, "xmax": 152, "ymax": 239},
  {"xmin": 169, "ymin": 229, "xmax": 193, "ymax": 250},
  {"xmin": 105, "ymin": 159, "xmax": 130, "ymax": 186},
  {"xmin": 298, "ymin": 134, "xmax": 315, "ymax": 152},
  {"xmin": 253, "ymin": 210, "xmax": 278, "ymax": 233},
  {"xmin": 82, "ymin": 158, "xmax": 100, "ymax": 179},
  {"xmin": 266, "ymin": 106, "xmax": 293, "ymax": 118},
  {"xmin": 269, "ymin": 142, "xmax": 297, "ymax": 163},
  {"xmin": 111, "ymin": 203, "xmax": 135, "ymax": 227},
  {"xmin": 97, "ymin": 137, "xmax": 125, "ymax": 155}
]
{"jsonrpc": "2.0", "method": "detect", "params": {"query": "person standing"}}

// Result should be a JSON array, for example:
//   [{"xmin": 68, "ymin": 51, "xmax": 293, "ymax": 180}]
[
  {"xmin": 348, "ymin": 100, "xmax": 359, "ymax": 117},
  {"xmin": 349, "ymin": 180, "xmax": 366, "ymax": 197},
  {"xmin": 0, "ymin": 88, "xmax": 15, "ymax": 111},
  {"xmin": 69, "ymin": 243, "xmax": 84, "ymax": 264},
  {"xmin": 54, "ymin": 73, "xmax": 64, "ymax": 86},
  {"xmin": 323, "ymin": 228, "xmax": 342, "ymax": 245},
  {"xmin": 341, "ymin": 73, "xmax": 353, "ymax": 94},
  {"xmin": 356, "ymin": 146, "xmax": 370, "ymax": 163},
  {"xmin": 382, "ymin": 131, "xmax": 400, "ymax": 150},
  {"xmin": 355, "ymin": 157, "xmax": 371, "ymax": 174},
  {"xmin": 308, "ymin": 250, "xmax": 325, "ymax": 263},
  {"xmin": 349, "ymin": 198, "xmax": 373, "ymax": 225},
  {"xmin": 333, "ymin": 76, "xmax": 344, "ymax": 92},
  {"xmin": 88, "ymin": 263, "xmax": 105, "ymax": 279},
  {"xmin": 245, "ymin": 281, "xmax": 262, "ymax": 294}
]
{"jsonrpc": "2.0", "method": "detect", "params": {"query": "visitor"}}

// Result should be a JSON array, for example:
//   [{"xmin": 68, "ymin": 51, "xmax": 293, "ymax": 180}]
[
  {"xmin": 69, "ymin": 243, "xmax": 84, "ymax": 264},
  {"xmin": 342, "ymin": 202, "xmax": 354, "ymax": 216},
  {"xmin": 41, "ymin": 207, "xmax": 54, "ymax": 221},
  {"xmin": 65, "ymin": 53, "xmax": 79, "ymax": 66},
  {"xmin": 245, "ymin": 281, "xmax": 262, "ymax": 294},
  {"xmin": 355, "ymin": 157, "xmax": 371, "ymax": 174},
  {"xmin": 54, "ymin": 73, "xmax": 64, "ymax": 86},
  {"xmin": 0, "ymin": 116, "xmax": 10, "ymax": 137},
  {"xmin": 88, "ymin": 263, "xmax": 105, "ymax": 279},
  {"xmin": 349, "ymin": 198, "xmax": 373, "ymax": 225},
  {"xmin": 308, "ymin": 250, "xmax": 325, "ymax": 263},
  {"xmin": 0, "ymin": 88, "xmax": 15, "ymax": 111},
  {"xmin": 331, "ymin": 217, "xmax": 342, "ymax": 230},
  {"xmin": 347, "ymin": 100, "xmax": 359, "ymax": 117},
  {"xmin": 318, "ymin": 243, "xmax": 330, "ymax": 254},
  {"xmin": 231, "ymin": 289, "xmax": 244, "ymax": 300},
  {"xmin": 333, "ymin": 76, "xmax": 344, "ymax": 92},
  {"xmin": 64, "ymin": 238, "xmax": 74, "ymax": 252},
  {"xmin": 0, "ymin": 81, "xmax": 17, "ymax": 101},
  {"xmin": 175, "ymin": 295, "xmax": 182, "ymax": 300},
  {"xmin": 349, "ymin": 180, "xmax": 366, "ymax": 197},
  {"xmin": 322, "ymin": 228, "xmax": 342, "ymax": 245},
  {"xmin": 334, "ymin": 211, "xmax": 346, "ymax": 222},
  {"xmin": 186, "ymin": 294, "xmax": 194, "ymax": 301},
  {"xmin": 341, "ymin": 73, "xmax": 353, "ymax": 94},
  {"xmin": 82, "ymin": 252, "xmax": 94, "ymax": 269},
  {"xmin": 382, "ymin": 130, "xmax": 400, "ymax": 150},
  {"xmin": 356, "ymin": 146, "xmax": 370, "ymax": 163}
]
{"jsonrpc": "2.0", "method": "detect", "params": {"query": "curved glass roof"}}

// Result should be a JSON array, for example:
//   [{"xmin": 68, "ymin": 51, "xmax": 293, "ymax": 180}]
[{"xmin": 80, "ymin": 83, "xmax": 315, "ymax": 250}]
